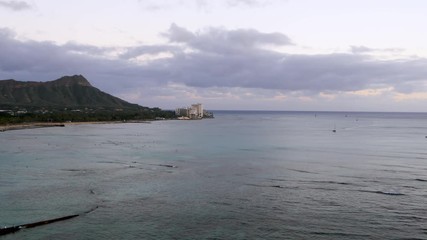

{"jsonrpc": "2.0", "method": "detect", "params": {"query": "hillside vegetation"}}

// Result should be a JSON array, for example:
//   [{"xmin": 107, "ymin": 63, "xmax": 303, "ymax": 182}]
[{"xmin": 0, "ymin": 75, "xmax": 175, "ymax": 124}]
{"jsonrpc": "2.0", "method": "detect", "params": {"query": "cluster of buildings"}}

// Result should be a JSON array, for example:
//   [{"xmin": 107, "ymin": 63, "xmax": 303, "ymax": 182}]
[
  {"xmin": 0, "ymin": 108, "xmax": 36, "ymax": 115},
  {"xmin": 175, "ymin": 103, "xmax": 213, "ymax": 120}
]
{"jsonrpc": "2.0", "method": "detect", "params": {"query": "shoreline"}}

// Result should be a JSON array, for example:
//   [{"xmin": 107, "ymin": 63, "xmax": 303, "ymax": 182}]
[
  {"xmin": 0, "ymin": 122, "xmax": 65, "ymax": 132},
  {"xmin": 0, "ymin": 120, "xmax": 152, "ymax": 132}
]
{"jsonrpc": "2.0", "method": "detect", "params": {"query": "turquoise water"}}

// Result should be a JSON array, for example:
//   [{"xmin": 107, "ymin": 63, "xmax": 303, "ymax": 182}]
[{"xmin": 1, "ymin": 111, "xmax": 427, "ymax": 239}]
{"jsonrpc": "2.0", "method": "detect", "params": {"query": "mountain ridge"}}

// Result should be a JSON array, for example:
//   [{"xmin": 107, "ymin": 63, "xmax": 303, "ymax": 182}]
[{"xmin": 0, "ymin": 75, "xmax": 139, "ymax": 109}]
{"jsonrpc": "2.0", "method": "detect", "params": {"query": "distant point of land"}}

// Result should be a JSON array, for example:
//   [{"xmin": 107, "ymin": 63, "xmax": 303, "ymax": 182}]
[{"xmin": 0, "ymin": 75, "xmax": 175, "ymax": 126}]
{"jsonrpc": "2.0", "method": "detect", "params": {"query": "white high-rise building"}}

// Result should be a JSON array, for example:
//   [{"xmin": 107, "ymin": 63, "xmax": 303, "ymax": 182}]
[
  {"xmin": 191, "ymin": 103, "xmax": 203, "ymax": 118},
  {"xmin": 176, "ymin": 103, "xmax": 205, "ymax": 119}
]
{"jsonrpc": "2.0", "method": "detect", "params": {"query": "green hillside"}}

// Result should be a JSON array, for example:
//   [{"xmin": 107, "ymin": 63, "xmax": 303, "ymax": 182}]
[
  {"xmin": 0, "ymin": 75, "xmax": 175, "ymax": 124},
  {"xmin": 0, "ymin": 75, "xmax": 139, "ymax": 109}
]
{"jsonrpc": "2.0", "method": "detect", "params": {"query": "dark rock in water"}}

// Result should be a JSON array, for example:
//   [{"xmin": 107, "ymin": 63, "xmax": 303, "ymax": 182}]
[
  {"xmin": 0, "ymin": 206, "xmax": 98, "ymax": 236},
  {"xmin": 0, "ymin": 214, "xmax": 78, "ymax": 236},
  {"xmin": 0, "ymin": 226, "xmax": 20, "ymax": 236}
]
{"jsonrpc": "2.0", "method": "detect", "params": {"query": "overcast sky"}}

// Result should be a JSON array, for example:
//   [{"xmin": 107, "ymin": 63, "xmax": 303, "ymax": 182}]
[{"xmin": 1, "ymin": 0, "xmax": 427, "ymax": 111}]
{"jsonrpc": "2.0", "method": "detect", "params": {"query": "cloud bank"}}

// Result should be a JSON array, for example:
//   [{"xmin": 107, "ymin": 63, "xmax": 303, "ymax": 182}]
[
  {"xmin": 138, "ymin": 0, "xmax": 283, "ymax": 10},
  {"xmin": 1, "ymin": 25, "xmax": 427, "ymax": 109},
  {"xmin": 0, "ymin": 0, "xmax": 31, "ymax": 11}
]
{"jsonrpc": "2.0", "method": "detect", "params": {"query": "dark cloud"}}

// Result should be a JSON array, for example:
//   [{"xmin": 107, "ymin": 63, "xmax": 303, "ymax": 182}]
[
  {"xmin": 0, "ymin": 0, "xmax": 31, "ymax": 11},
  {"xmin": 158, "ymin": 25, "xmax": 427, "ymax": 93},
  {"xmin": 1, "ymin": 25, "xmax": 427, "ymax": 102},
  {"xmin": 0, "ymin": 27, "xmax": 15, "ymax": 38},
  {"xmin": 164, "ymin": 23, "xmax": 292, "ymax": 54},
  {"xmin": 163, "ymin": 24, "xmax": 195, "ymax": 43},
  {"xmin": 0, "ymin": 28, "xmax": 166, "ymax": 92}
]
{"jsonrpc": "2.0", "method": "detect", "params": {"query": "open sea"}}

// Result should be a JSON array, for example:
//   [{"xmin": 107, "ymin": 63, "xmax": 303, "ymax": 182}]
[{"xmin": 1, "ymin": 111, "xmax": 427, "ymax": 239}]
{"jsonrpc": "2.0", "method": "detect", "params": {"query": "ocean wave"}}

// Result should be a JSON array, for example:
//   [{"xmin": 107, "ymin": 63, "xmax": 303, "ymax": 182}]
[
  {"xmin": 305, "ymin": 180, "xmax": 354, "ymax": 186},
  {"xmin": 310, "ymin": 231, "xmax": 370, "ymax": 238},
  {"xmin": 415, "ymin": 178, "xmax": 427, "ymax": 182},
  {"xmin": 244, "ymin": 183, "xmax": 295, "ymax": 189},
  {"xmin": 267, "ymin": 178, "xmax": 288, "ymax": 182},
  {"xmin": 358, "ymin": 190, "xmax": 405, "ymax": 196},
  {"xmin": 285, "ymin": 168, "xmax": 317, "ymax": 174},
  {"xmin": 209, "ymin": 201, "xmax": 233, "ymax": 206}
]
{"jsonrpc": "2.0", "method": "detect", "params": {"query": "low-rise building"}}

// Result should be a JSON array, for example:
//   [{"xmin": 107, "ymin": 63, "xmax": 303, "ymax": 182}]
[{"xmin": 175, "ymin": 108, "xmax": 190, "ymax": 117}]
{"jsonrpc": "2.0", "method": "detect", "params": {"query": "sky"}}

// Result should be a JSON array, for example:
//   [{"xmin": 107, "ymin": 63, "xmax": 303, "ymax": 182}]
[{"xmin": 1, "ymin": 0, "xmax": 427, "ymax": 111}]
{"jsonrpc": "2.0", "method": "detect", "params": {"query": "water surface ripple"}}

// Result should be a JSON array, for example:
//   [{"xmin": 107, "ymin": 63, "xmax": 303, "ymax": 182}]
[{"xmin": 1, "ymin": 111, "xmax": 427, "ymax": 239}]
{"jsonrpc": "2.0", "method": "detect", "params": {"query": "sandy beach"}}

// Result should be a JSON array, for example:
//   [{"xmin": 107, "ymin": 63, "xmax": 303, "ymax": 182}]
[
  {"xmin": 0, "ymin": 122, "xmax": 66, "ymax": 132},
  {"xmin": 0, "ymin": 120, "xmax": 153, "ymax": 132}
]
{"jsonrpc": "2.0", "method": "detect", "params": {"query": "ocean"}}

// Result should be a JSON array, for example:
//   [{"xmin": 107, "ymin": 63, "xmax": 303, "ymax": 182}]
[{"xmin": 1, "ymin": 111, "xmax": 426, "ymax": 239}]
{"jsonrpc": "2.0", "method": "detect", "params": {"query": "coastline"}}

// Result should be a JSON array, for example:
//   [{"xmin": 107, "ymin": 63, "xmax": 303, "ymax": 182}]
[
  {"xmin": 0, "ymin": 120, "xmax": 152, "ymax": 132},
  {"xmin": 0, "ymin": 122, "xmax": 66, "ymax": 132}
]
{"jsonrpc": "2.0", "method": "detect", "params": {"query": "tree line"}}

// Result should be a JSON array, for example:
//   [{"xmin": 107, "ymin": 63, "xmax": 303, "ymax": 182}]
[{"xmin": 0, "ymin": 108, "xmax": 176, "ymax": 125}]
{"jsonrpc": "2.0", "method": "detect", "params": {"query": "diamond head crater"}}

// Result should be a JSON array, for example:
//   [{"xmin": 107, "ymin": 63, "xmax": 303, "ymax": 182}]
[{"xmin": 0, "ymin": 75, "xmax": 183, "ymax": 129}]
